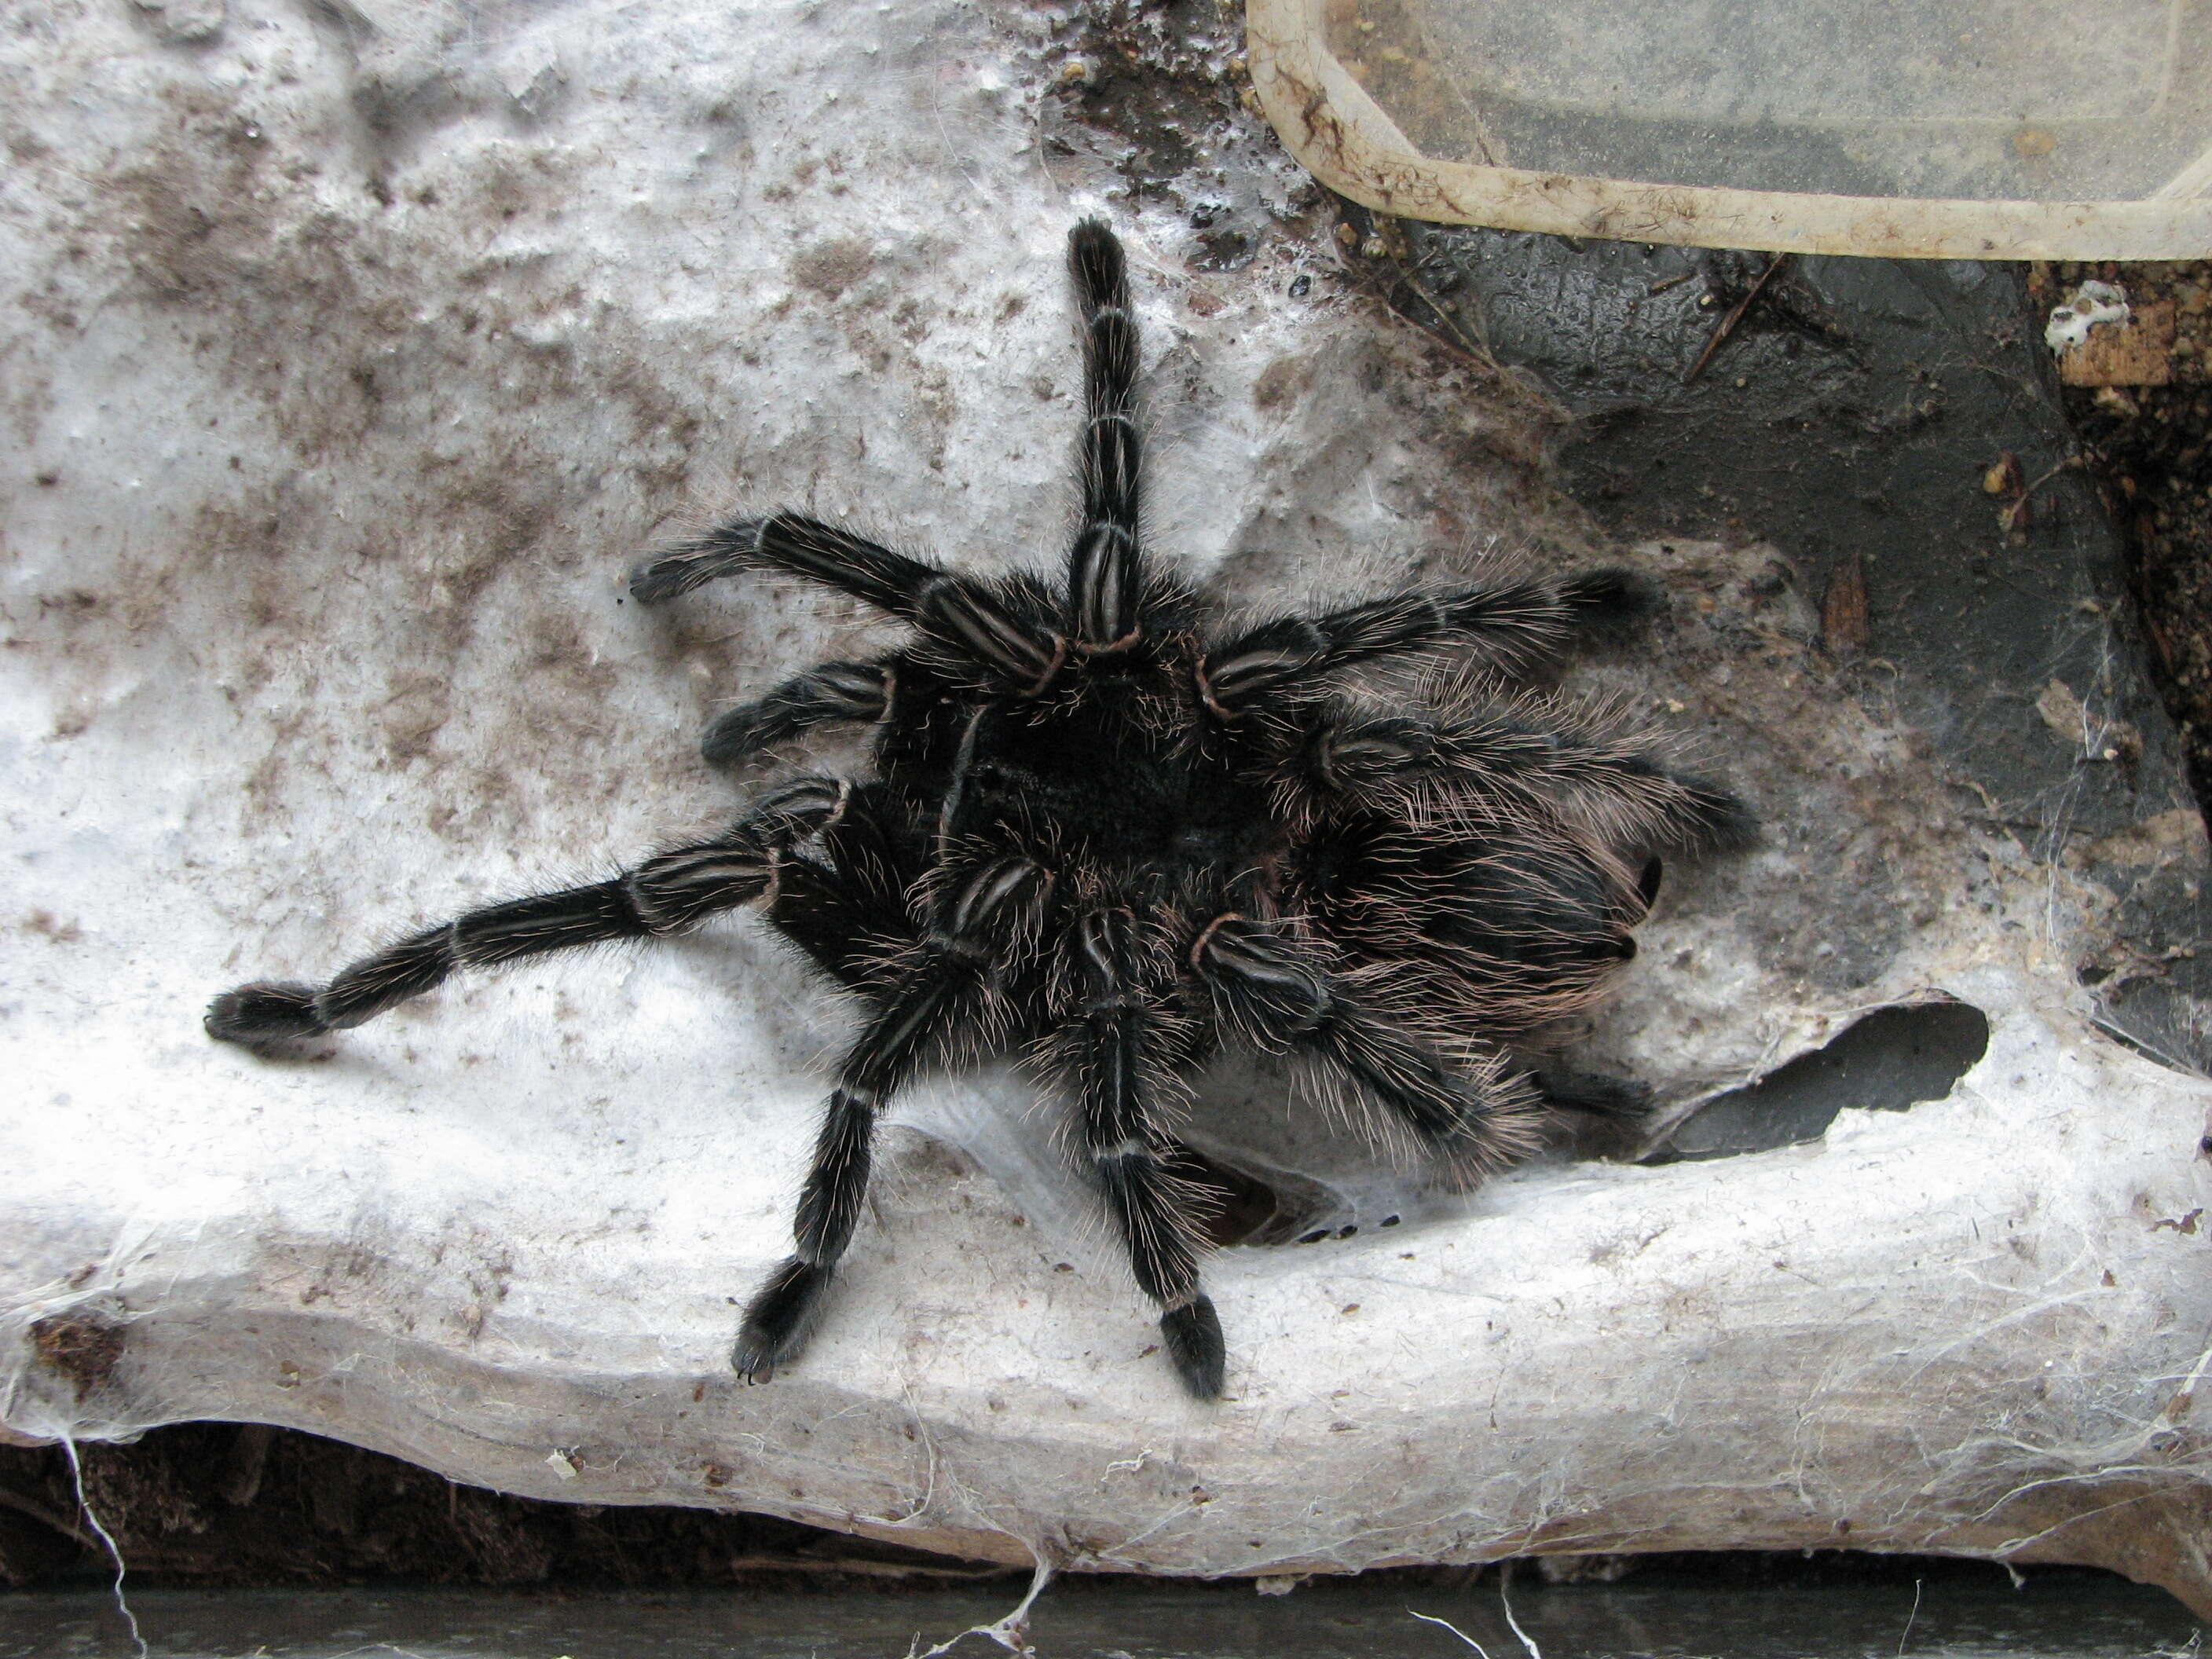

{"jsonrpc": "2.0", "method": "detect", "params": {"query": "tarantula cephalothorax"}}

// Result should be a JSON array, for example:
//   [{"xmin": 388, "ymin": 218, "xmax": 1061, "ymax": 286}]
[{"xmin": 207, "ymin": 222, "xmax": 1752, "ymax": 1400}]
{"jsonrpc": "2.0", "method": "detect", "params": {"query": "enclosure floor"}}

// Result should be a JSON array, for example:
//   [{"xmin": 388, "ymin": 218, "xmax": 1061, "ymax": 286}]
[{"xmin": 2, "ymin": 1573, "xmax": 2202, "ymax": 1659}]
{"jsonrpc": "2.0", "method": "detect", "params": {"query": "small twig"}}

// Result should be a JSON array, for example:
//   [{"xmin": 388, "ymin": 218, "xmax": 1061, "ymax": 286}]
[
  {"xmin": 2001, "ymin": 454, "xmax": 2082, "ymax": 534},
  {"xmin": 1335, "ymin": 211, "xmax": 1501, "ymax": 375},
  {"xmin": 1685, "ymin": 252, "xmax": 1791, "ymax": 384},
  {"xmin": 1647, "ymin": 271, "xmax": 1697, "ymax": 295},
  {"xmin": 1390, "ymin": 263, "xmax": 1495, "ymax": 366},
  {"xmin": 1820, "ymin": 549, "xmax": 1870, "ymax": 655}
]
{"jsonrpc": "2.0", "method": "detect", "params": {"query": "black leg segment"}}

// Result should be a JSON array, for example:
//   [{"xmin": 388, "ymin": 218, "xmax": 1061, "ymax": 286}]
[
  {"xmin": 1199, "ymin": 567, "xmax": 1661, "ymax": 720},
  {"xmin": 1191, "ymin": 914, "xmax": 1540, "ymax": 1174},
  {"xmin": 206, "ymin": 778, "xmax": 854, "ymax": 1046},
  {"xmin": 632, "ymin": 514, "xmax": 1064, "ymax": 694},
  {"xmin": 731, "ymin": 857, "xmax": 1052, "ymax": 1382},
  {"xmin": 1287, "ymin": 702, "xmax": 1757, "ymax": 852},
  {"xmin": 1064, "ymin": 221, "xmax": 1148, "ymax": 650},
  {"xmin": 1057, "ymin": 909, "xmax": 1222, "ymax": 1398},
  {"xmin": 630, "ymin": 512, "xmax": 943, "ymax": 614},
  {"xmin": 701, "ymin": 658, "xmax": 897, "ymax": 766}
]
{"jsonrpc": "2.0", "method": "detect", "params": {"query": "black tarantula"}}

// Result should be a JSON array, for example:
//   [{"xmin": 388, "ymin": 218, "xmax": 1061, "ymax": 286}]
[{"xmin": 207, "ymin": 222, "xmax": 1752, "ymax": 1400}]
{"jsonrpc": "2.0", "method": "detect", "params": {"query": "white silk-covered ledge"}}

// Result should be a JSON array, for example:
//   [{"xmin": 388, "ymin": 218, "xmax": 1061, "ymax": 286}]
[
  {"xmin": 3, "ymin": 0, "xmax": 2211, "ymax": 1617},
  {"xmin": 6, "ymin": 963, "xmax": 2210, "ymax": 1599}
]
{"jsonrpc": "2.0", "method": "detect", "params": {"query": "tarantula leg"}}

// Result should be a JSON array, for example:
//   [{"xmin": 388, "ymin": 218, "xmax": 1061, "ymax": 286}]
[
  {"xmin": 764, "ymin": 788, "xmax": 920, "ymax": 995},
  {"xmin": 204, "ymin": 778, "xmax": 852, "ymax": 1046},
  {"xmin": 699, "ymin": 658, "xmax": 897, "ymax": 766},
  {"xmin": 1190, "ymin": 914, "xmax": 1542, "ymax": 1174},
  {"xmin": 632, "ymin": 515, "xmax": 1064, "ymax": 692},
  {"xmin": 734, "ymin": 855, "xmax": 1052, "ymax": 1382},
  {"xmin": 1289, "ymin": 704, "xmax": 1757, "ymax": 851},
  {"xmin": 630, "ymin": 512, "xmax": 939, "ymax": 612},
  {"xmin": 1058, "ymin": 909, "xmax": 1222, "ymax": 1399},
  {"xmin": 912, "ymin": 577, "xmax": 1066, "ymax": 692},
  {"xmin": 1064, "ymin": 221, "xmax": 1146, "ymax": 650},
  {"xmin": 1196, "ymin": 569, "xmax": 1658, "ymax": 720}
]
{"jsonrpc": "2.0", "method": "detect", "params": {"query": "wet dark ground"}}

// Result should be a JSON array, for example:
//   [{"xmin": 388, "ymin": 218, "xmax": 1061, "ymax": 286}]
[
  {"xmin": 4, "ymin": 1563, "xmax": 2203, "ymax": 1658},
  {"xmin": 1335, "ymin": 214, "xmax": 2212, "ymax": 1082},
  {"xmin": 2054, "ymin": 259, "xmax": 2212, "ymax": 809}
]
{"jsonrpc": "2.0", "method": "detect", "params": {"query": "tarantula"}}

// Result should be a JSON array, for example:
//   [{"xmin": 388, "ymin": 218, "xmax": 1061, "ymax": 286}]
[{"xmin": 207, "ymin": 222, "xmax": 1751, "ymax": 1400}]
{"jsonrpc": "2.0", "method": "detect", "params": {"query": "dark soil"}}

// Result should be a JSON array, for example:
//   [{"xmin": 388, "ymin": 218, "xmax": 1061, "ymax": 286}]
[
  {"xmin": 1324, "ymin": 210, "xmax": 2212, "ymax": 1072},
  {"xmin": 2045, "ymin": 259, "xmax": 2212, "ymax": 809},
  {"xmin": 0, "ymin": 1424, "xmax": 1016, "ymax": 1590}
]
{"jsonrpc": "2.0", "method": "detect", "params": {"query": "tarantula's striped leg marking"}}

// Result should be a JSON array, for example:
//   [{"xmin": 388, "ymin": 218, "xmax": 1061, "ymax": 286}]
[
  {"xmin": 699, "ymin": 657, "xmax": 899, "ymax": 767},
  {"xmin": 1196, "ymin": 569, "xmax": 1659, "ymax": 720},
  {"xmin": 203, "ymin": 778, "xmax": 853, "ymax": 1046},
  {"xmin": 1190, "ymin": 914, "xmax": 1541, "ymax": 1174},
  {"xmin": 1064, "ymin": 220, "xmax": 1146, "ymax": 652},
  {"xmin": 734, "ymin": 856, "xmax": 1053, "ymax": 1382},
  {"xmin": 731, "ymin": 974, "xmax": 963, "ymax": 1383},
  {"xmin": 632, "ymin": 515, "xmax": 1066, "ymax": 694},
  {"xmin": 631, "ymin": 512, "xmax": 940, "ymax": 613},
  {"xmin": 1063, "ymin": 910, "xmax": 1222, "ymax": 1399},
  {"xmin": 1289, "ymin": 705, "xmax": 1757, "ymax": 851}
]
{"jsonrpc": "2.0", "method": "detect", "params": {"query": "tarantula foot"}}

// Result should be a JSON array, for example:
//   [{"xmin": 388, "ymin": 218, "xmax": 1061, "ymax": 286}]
[
  {"xmin": 731, "ymin": 1255, "xmax": 836, "ymax": 1382},
  {"xmin": 628, "ymin": 520, "xmax": 766, "ymax": 605},
  {"xmin": 1159, "ymin": 1296, "xmax": 1225, "ymax": 1401},
  {"xmin": 626, "ymin": 551, "xmax": 695, "ymax": 605},
  {"xmin": 1677, "ymin": 775, "xmax": 1761, "ymax": 853},
  {"xmin": 1558, "ymin": 566, "xmax": 1661, "ymax": 632},
  {"xmin": 700, "ymin": 706, "xmax": 765, "ymax": 767},
  {"xmin": 205, "ymin": 981, "xmax": 329, "ymax": 1045}
]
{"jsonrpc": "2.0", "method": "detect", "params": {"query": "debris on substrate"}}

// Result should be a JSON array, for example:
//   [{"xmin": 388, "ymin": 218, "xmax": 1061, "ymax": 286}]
[{"xmin": 2045, "ymin": 260, "xmax": 2212, "ymax": 819}]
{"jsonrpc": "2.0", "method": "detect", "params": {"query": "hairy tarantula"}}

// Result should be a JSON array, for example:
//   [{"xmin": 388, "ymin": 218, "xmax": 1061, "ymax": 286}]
[{"xmin": 207, "ymin": 222, "xmax": 1751, "ymax": 1400}]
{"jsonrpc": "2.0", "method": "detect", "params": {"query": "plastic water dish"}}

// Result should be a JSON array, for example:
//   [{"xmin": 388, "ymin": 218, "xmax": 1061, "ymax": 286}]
[{"xmin": 1246, "ymin": 0, "xmax": 2212, "ymax": 258}]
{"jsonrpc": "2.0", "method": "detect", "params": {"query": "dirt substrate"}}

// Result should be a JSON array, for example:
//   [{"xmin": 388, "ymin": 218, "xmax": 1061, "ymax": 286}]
[
  {"xmin": 0, "ymin": 1423, "xmax": 1020, "ymax": 1590},
  {"xmin": 2046, "ymin": 260, "xmax": 2212, "ymax": 808}
]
